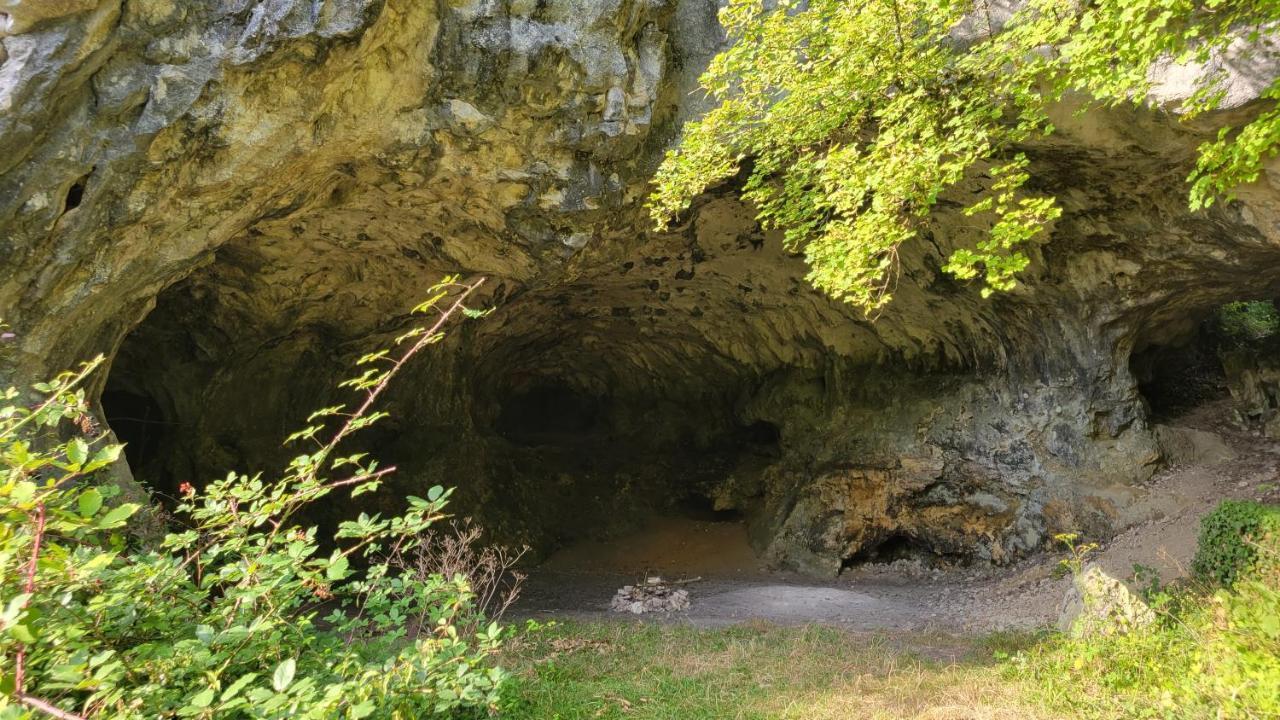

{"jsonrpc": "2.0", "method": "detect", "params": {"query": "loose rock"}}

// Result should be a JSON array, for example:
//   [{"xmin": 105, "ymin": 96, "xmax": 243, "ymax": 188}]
[{"xmin": 610, "ymin": 577, "xmax": 691, "ymax": 615}]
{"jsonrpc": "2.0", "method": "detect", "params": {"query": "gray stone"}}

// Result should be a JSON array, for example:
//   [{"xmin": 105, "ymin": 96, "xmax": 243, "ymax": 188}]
[
  {"xmin": 1057, "ymin": 564, "xmax": 1156, "ymax": 639},
  {"xmin": 1154, "ymin": 424, "xmax": 1236, "ymax": 466}
]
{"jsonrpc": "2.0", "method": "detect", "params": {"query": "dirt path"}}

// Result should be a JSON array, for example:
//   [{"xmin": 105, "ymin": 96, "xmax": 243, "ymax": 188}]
[{"xmin": 514, "ymin": 401, "xmax": 1280, "ymax": 632}]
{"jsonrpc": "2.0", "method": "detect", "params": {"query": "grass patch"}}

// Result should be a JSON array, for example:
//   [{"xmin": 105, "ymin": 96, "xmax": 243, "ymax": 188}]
[
  {"xmin": 1019, "ymin": 533, "xmax": 1280, "ymax": 719},
  {"xmin": 495, "ymin": 621, "xmax": 1058, "ymax": 719}
]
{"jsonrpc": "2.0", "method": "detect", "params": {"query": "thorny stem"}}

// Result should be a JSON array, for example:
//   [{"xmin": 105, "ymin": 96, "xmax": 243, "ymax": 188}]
[
  {"xmin": 16, "ymin": 694, "xmax": 87, "ymax": 720},
  {"xmin": 5, "ymin": 358, "xmax": 102, "ymax": 720},
  {"xmin": 14, "ymin": 502, "xmax": 46, "ymax": 695},
  {"xmin": 10, "ymin": 504, "xmax": 85, "ymax": 720},
  {"xmin": 262, "ymin": 277, "xmax": 484, "ymax": 551}
]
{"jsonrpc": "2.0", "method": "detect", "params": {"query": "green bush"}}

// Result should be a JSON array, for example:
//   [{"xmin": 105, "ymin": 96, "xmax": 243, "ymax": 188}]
[
  {"xmin": 1215, "ymin": 301, "xmax": 1280, "ymax": 345},
  {"xmin": 1192, "ymin": 500, "xmax": 1280, "ymax": 587},
  {"xmin": 1, "ymin": 277, "xmax": 509, "ymax": 719}
]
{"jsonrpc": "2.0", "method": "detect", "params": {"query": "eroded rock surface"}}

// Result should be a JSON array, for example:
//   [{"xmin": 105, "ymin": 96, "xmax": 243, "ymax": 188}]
[{"xmin": 3, "ymin": 0, "xmax": 1280, "ymax": 574}]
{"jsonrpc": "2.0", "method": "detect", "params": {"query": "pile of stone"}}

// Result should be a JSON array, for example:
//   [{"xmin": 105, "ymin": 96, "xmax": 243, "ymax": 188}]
[{"xmin": 610, "ymin": 577, "xmax": 692, "ymax": 615}]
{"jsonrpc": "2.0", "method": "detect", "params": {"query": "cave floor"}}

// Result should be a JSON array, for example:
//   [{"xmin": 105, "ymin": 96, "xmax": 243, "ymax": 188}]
[{"xmin": 513, "ymin": 400, "xmax": 1280, "ymax": 632}]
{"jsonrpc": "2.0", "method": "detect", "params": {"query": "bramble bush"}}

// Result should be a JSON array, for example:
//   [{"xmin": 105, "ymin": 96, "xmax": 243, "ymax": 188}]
[
  {"xmin": 0, "ymin": 276, "xmax": 514, "ymax": 719},
  {"xmin": 1192, "ymin": 499, "xmax": 1280, "ymax": 587}
]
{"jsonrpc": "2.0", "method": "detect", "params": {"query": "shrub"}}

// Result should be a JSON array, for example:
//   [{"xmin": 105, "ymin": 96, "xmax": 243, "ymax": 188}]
[
  {"xmin": 402, "ymin": 519, "xmax": 528, "ymax": 638},
  {"xmin": 1, "ymin": 277, "xmax": 511, "ymax": 719},
  {"xmin": 1215, "ymin": 301, "xmax": 1280, "ymax": 345},
  {"xmin": 1192, "ymin": 500, "xmax": 1280, "ymax": 587}
]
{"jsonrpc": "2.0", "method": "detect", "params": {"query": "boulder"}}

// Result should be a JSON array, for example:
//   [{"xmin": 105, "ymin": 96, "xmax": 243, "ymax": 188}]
[
  {"xmin": 1154, "ymin": 424, "xmax": 1235, "ymax": 466},
  {"xmin": 1057, "ymin": 564, "xmax": 1156, "ymax": 639}
]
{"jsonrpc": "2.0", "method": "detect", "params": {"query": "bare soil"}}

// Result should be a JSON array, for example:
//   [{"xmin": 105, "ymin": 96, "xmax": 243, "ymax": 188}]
[{"xmin": 514, "ymin": 400, "xmax": 1280, "ymax": 632}]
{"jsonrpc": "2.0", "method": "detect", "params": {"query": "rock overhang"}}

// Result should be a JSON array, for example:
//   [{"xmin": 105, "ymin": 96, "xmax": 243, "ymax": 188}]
[{"xmin": 3, "ymin": 0, "xmax": 1280, "ymax": 573}]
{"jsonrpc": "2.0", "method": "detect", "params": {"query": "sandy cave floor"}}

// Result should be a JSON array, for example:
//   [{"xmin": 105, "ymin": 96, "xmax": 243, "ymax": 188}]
[{"xmin": 512, "ymin": 400, "xmax": 1280, "ymax": 634}]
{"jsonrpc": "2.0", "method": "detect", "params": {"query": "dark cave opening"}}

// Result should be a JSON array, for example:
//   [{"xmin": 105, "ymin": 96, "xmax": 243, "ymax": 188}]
[
  {"xmin": 839, "ymin": 531, "xmax": 967, "ymax": 571},
  {"xmin": 737, "ymin": 419, "xmax": 781, "ymax": 447},
  {"xmin": 1131, "ymin": 300, "xmax": 1280, "ymax": 422},
  {"xmin": 63, "ymin": 176, "xmax": 86, "ymax": 212},
  {"xmin": 99, "ymin": 274, "xmax": 788, "ymax": 563},
  {"xmin": 100, "ymin": 388, "xmax": 165, "ymax": 469},
  {"xmin": 100, "ymin": 386, "xmax": 178, "ymax": 496},
  {"xmin": 673, "ymin": 493, "xmax": 746, "ymax": 523},
  {"xmin": 495, "ymin": 379, "xmax": 605, "ymax": 445},
  {"xmin": 1131, "ymin": 332, "xmax": 1229, "ymax": 421},
  {"xmin": 471, "ymin": 363, "xmax": 776, "ymax": 552}
]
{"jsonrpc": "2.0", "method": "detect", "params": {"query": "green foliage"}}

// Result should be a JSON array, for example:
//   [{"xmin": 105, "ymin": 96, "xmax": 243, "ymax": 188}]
[
  {"xmin": 1215, "ymin": 300, "xmax": 1280, "ymax": 345},
  {"xmin": 653, "ymin": 0, "xmax": 1280, "ymax": 311},
  {"xmin": 1, "ymin": 277, "xmax": 510, "ymax": 719},
  {"xmin": 1192, "ymin": 499, "xmax": 1280, "ymax": 586},
  {"xmin": 1015, "ymin": 534, "xmax": 1280, "ymax": 719}
]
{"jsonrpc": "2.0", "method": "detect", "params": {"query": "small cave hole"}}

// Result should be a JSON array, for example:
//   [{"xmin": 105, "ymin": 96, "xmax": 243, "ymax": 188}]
[
  {"xmin": 63, "ymin": 172, "xmax": 91, "ymax": 214},
  {"xmin": 672, "ymin": 493, "xmax": 745, "ymax": 523},
  {"xmin": 737, "ymin": 420, "xmax": 780, "ymax": 449},
  {"xmin": 841, "ymin": 532, "xmax": 947, "ymax": 570},
  {"xmin": 1131, "ymin": 300, "xmax": 1280, "ymax": 421},
  {"xmin": 1131, "ymin": 339, "xmax": 1227, "ymax": 421}
]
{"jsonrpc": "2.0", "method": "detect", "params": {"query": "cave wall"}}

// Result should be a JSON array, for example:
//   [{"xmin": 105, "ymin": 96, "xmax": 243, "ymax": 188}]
[{"xmin": 4, "ymin": 0, "xmax": 1280, "ymax": 573}]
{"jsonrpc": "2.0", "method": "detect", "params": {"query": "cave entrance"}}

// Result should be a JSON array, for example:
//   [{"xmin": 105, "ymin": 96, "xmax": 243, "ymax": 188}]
[
  {"xmin": 1131, "ymin": 300, "xmax": 1280, "ymax": 423},
  {"xmin": 100, "ymin": 388, "xmax": 165, "ymax": 470},
  {"xmin": 99, "ymin": 268, "xmax": 788, "ymax": 567},
  {"xmin": 99, "ymin": 383, "xmax": 180, "ymax": 499},
  {"xmin": 495, "ymin": 379, "xmax": 604, "ymax": 445},
  {"xmin": 473, "ymin": 359, "xmax": 780, "ymax": 556}
]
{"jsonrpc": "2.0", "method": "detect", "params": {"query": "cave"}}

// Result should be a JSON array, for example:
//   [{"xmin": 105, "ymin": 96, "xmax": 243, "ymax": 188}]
[
  {"xmin": 1130, "ymin": 325, "xmax": 1230, "ymax": 421},
  {"xmin": 494, "ymin": 380, "xmax": 603, "ymax": 444},
  {"xmin": 100, "ymin": 389, "xmax": 167, "ymax": 474},
  {"xmin": 1130, "ymin": 300, "xmax": 1280, "ymax": 425},
  {"xmin": 8, "ymin": 0, "xmax": 1280, "ymax": 583},
  {"xmin": 99, "ymin": 255, "xmax": 795, "ymax": 558}
]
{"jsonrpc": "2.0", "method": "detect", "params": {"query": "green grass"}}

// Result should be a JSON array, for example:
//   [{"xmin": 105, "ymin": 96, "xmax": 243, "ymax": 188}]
[
  {"xmin": 494, "ymin": 621, "xmax": 1057, "ymax": 720},
  {"xmin": 1022, "ymin": 535, "xmax": 1280, "ymax": 720}
]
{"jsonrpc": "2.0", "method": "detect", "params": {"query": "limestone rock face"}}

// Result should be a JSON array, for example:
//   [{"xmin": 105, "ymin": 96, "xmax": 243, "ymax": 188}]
[
  {"xmin": 1221, "ymin": 346, "xmax": 1280, "ymax": 435},
  {"xmin": 3, "ymin": 1, "xmax": 1280, "ymax": 573}
]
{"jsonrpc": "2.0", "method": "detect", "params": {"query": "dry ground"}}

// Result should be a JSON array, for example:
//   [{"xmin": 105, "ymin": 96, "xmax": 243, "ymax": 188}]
[{"xmin": 514, "ymin": 399, "xmax": 1280, "ymax": 634}]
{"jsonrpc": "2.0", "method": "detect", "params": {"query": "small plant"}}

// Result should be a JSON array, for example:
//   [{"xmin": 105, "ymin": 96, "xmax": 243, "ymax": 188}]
[
  {"xmin": 1051, "ymin": 532, "xmax": 1098, "ymax": 579},
  {"xmin": 1192, "ymin": 500, "xmax": 1280, "ymax": 587},
  {"xmin": 394, "ymin": 519, "xmax": 529, "ymax": 639},
  {"xmin": 1130, "ymin": 563, "xmax": 1162, "ymax": 600},
  {"xmin": 1, "ymin": 276, "xmax": 512, "ymax": 719}
]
